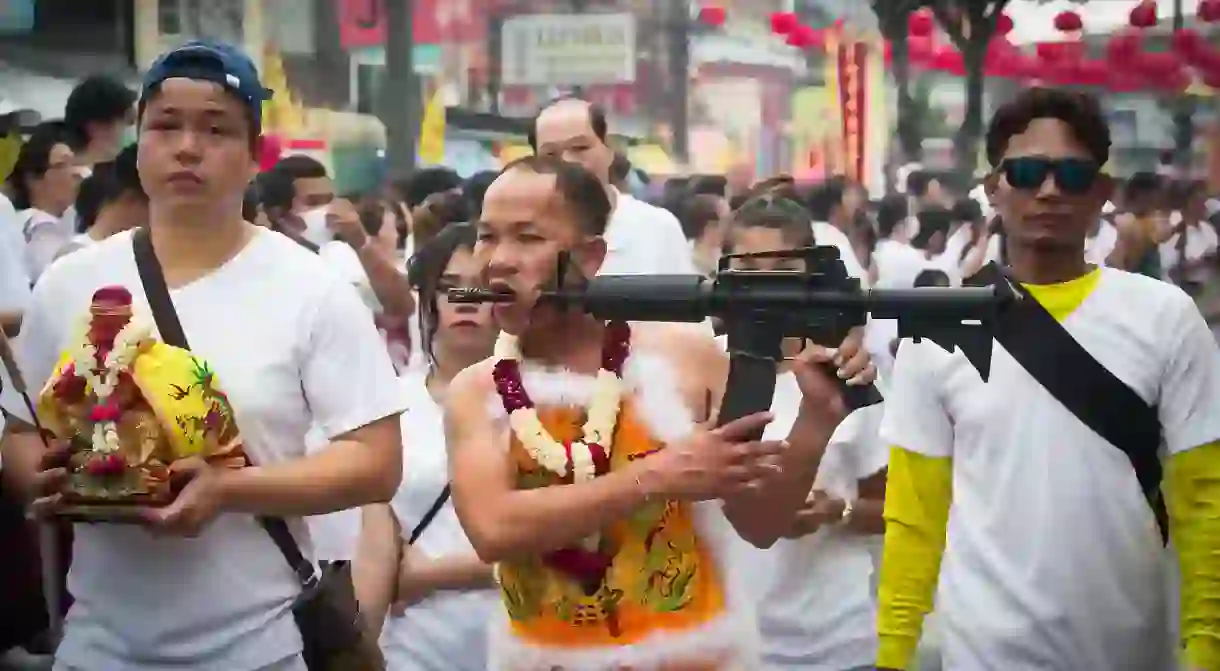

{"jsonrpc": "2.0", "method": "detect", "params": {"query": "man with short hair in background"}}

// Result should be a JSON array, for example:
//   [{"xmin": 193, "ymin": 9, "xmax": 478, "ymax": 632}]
[{"xmin": 530, "ymin": 96, "xmax": 695, "ymax": 276}]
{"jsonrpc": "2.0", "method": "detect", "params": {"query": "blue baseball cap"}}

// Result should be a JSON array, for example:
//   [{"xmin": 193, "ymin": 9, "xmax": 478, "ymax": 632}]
[{"xmin": 141, "ymin": 40, "xmax": 272, "ymax": 128}]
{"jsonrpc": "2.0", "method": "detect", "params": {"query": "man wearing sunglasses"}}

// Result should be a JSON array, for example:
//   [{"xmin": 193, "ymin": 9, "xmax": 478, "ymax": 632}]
[{"xmin": 876, "ymin": 87, "xmax": 1220, "ymax": 671}]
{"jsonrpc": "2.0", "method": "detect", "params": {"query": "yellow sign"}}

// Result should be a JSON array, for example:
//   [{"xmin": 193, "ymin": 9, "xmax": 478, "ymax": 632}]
[{"xmin": 419, "ymin": 88, "xmax": 446, "ymax": 165}]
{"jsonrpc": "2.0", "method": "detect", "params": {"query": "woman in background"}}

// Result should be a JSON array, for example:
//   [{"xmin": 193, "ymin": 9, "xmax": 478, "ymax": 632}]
[
  {"xmin": 6, "ymin": 121, "xmax": 81, "ymax": 281},
  {"xmin": 724, "ymin": 195, "xmax": 889, "ymax": 671},
  {"xmin": 357, "ymin": 223, "xmax": 499, "ymax": 671}
]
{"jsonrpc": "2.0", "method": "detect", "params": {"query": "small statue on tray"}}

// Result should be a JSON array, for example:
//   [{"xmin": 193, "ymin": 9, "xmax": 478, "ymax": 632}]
[{"xmin": 37, "ymin": 286, "xmax": 247, "ymax": 521}]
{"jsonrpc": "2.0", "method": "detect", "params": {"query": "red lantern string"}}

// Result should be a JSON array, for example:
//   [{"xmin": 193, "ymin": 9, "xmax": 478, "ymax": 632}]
[{"xmin": 770, "ymin": 11, "xmax": 798, "ymax": 35}]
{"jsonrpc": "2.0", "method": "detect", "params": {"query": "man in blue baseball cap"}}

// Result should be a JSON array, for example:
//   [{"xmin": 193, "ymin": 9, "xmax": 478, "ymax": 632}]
[{"xmin": 0, "ymin": 40, "xmax": 404, "ymax": 671}]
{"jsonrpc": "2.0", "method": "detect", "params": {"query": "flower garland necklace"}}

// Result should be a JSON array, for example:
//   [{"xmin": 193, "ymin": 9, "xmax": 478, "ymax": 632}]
[
  {"xmin": 491, "ymin": 321, "xmax": 632, "ymax": 485},
  {"xmin": 68, "ymin": 316, "xmax": 153, "ymax": 455}
]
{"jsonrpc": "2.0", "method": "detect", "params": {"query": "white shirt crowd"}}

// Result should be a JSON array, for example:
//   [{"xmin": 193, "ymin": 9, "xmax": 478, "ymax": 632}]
[{"xmin": 2, "ymin": 175, "xmax": 1218, "ymax": 671}]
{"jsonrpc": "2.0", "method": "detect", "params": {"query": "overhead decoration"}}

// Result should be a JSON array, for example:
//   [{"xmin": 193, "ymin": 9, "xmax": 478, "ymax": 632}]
[
  {"xmin": 1199, "ymin": 0, "xmax": 1220, "ymax": 22},
  {"xmin": 908, "ymin": 9, "xmax": 935, "ymax": 38},
  {"xmin": 697, "ymin": 5, "xmax": 725, "ymax": 27},
  {"xmin": 770, "ymin": 11, "xmax": 798, "ymax": 35},
  {"xmin": 1128, "ymin": 1, "xmax": 1158, "ymax": 29},
  {"xmin": 1053, "ymin": 10, "xmax": 1083, "ymax": 33},
  {"xmin": 995, "ymin": 13, "xmax": 1014, "ymax": 36}
]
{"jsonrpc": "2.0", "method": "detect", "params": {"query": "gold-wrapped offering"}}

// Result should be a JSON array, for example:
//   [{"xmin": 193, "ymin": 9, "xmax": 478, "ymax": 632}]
[{"xmin": 37, "ymin": 286, "xmax": 247, "ymax": 522}]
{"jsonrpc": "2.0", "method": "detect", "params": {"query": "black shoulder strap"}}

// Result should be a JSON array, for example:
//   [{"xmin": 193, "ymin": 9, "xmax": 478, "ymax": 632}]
[
  {"xmin": 406, "ymin": 485, "xmax": 451, "ymax": 545},
  {"xmin": 132, "ymin": 228, "xmax": 318, "ymax": 587},
  {"xmin": 968, "ymin": 264, "xmax": 1167, "ymax": 543}
]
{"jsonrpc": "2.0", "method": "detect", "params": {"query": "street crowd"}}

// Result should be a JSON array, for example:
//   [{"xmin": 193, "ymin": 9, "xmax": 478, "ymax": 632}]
[{"xmin": 0, "ymin": 38, "xmax": 1218, "ymax": 671}]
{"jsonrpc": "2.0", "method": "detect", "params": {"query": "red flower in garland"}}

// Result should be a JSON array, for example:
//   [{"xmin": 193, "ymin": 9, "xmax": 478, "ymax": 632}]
[
  {"xmin": 494, "ymin": 321, "xmax": 632, "ymax": 594},
  {"xmin": 492, "ymin": 359, "xmax": 532, "ymax": 413}
]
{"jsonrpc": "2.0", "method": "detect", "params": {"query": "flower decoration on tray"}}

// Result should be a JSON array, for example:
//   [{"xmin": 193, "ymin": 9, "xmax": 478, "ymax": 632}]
[
  {"xmin": 492, "ymin": 321, "xmax": 632, "ymax": 595},
  {"xmin": 36, "ymin": 286, "xmax": 247, "ymax": 521}
]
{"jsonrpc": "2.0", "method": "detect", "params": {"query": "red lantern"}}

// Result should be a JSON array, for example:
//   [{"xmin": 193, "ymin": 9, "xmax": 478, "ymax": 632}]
[
  {"xmin": 698, "ymin": 5, "xmax": 726, "ymax": 27},
  {"xmin": 1106, "ymin": 33, "xmax": 1143, "ymax": 62},
  {"xmin": 1129, "ymin": 1, "xmax": 1158, "ymax": 29},
  {"xmin": 1136, "ymin": 51, "xmax": 1181, "ymax": 78},
  {"xmin": 770, "ymin": 11, "xmax": 798, "ymax": 35},
  {"xmin": 931, "ymin": 48, "xmax": 965, "ymax": 74},
  {"xmin": 1075, "ymin": 60, "xmax": 1110, "ymax": 87},
  {"xmin": 1037, "ymin": 42, "xmax": 1066, "ymax": 63},
  {"xmin": 909, "ymin": 9, "xmax": 935, "ymax": 38},
  {"xmin": 1108, "ymin": 72, "xmax": 1144, "ymax": 92},
  {"xmin": 1171, "ymin": 29, "xmax": 1204, "ymax": 61},
  {"xmin": 1199, "ymin": 0, "xmax": 1220, "ymax": 22},
  {"xmin": 257, "ymin": 134, "xmax": 284, "ymax": 172},
  {"xmin": 995, "ymin": 13, "xmax": 1014, "ymax": 36},
  {"xmin": 908, "ymin": 36, "xmax": 934, "ymax": 63},
  {"xmin": 1053, "ymin": 11, "xmax": 1083, "ymax": 32},
  {"xmin": 786, "ymin": 25, "xmax": 823, "ymax": 50}
]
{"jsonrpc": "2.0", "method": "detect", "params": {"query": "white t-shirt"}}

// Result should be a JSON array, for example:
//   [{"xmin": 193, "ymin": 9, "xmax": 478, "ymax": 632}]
[
  {"xmin": 1159, "ymin": 221, "xmax": 1218, "ymax": 283},
  {"xmin": 0, "ymin": 227, "xmax": 407, "ymax": 670},
  {"xmin": 941, "ymin": 225, "xmax": 973, "ymax": 267},
  {"xmin": 0, "ymin": 192, "xmax": 30, "ymax": 313},
  {"xmin": 381, "ymin": 371, "xmax": 494, "ymax": 671},
  {"xmin": 600, "ymin": 191, "xmax": 697, "ymax": 276},
  {"xmin": 1086, "ymin": 220, "xmax": 1119, "ymax": 265},
  {"xmin": 879, "ymin": 268, "xmax": 1220, "ymax": 671},
  {"xmin": 20, "ymin": 207, "xmax": 73, "ymax": 283},
  {"xmin": 735, "ymin": 371, "xmax": 887, "ymax": 670},
  {"xmin": 811, "ymin": 221, "xmax": 869, "ymax": 286}
]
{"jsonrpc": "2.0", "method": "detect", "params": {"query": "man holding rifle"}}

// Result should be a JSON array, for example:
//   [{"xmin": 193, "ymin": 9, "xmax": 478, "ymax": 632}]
[
  {"xmin": 877, "ymin": 88, "xmax": 1220, "ymax": 670},
  {"xmin": 442, "ymin": 155, "xmax": 877, "ymax": 669}
]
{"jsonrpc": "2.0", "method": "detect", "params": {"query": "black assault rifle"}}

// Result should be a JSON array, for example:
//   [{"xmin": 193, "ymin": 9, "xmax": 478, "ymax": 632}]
[{"xmin": 450, "ymin": 246, "xmax": 1010, "ymax": 439}]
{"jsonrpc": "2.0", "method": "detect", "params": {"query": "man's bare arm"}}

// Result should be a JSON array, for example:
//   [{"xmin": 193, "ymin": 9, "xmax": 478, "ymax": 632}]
[
  {"xmin": 445, "ymin": 365, "xmax": 658, "ymax": 564},
  {"xmin": 846, "ymin": 469, "xmax": 887, "ymax": 534},
  {"xmin": 0, "ymin": 311, "xmax": 20, "ymax": 336},
  {"xmin": 352, "ymin": 503, "xmax": 402, "ymax": 639},
  {"xmin": 0, "ymin": 418, "xmax": 46, "ymax": 501},
  {"xmin": 218, "ymin": 415, "xmax": 402, "ymax": 516}
]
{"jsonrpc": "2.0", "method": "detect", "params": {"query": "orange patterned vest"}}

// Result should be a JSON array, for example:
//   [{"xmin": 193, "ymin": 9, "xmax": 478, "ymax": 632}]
[{"xmin": 496, "ymin": 400, "xmax": 729, "ymax": 655}]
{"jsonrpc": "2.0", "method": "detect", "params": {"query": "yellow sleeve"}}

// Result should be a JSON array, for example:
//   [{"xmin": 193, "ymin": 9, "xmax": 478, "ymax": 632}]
[
  {"xmin": 876, "ymin": 446, "xmax": 954, "ymax": 670},
  {"xmin": 1166, "ymin": 441, "xmax": 1220, "ymax": 670}
]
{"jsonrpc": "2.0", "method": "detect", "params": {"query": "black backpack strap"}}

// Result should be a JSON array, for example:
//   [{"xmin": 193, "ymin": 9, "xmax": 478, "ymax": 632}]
[
  {"xmin": 132, "ymin": 229, "xmax": 318, "ymax": 587},
  {"xmin": 407, "ymin": 485, "xmax": 451, "ymax": 546},
  {"xmin": 968, "ymin": 264, "xmax": 1167, "ymax": 543}
]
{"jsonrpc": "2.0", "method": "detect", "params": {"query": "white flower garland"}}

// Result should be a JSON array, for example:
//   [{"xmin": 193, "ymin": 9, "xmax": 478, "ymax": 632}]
[
  {"xmin": 494, "ymin": 333, "xmax": 624, "ymax": 485},
  {"xmin": 69, "ymin": 315, "xmax": 153, "ymax": 455}
]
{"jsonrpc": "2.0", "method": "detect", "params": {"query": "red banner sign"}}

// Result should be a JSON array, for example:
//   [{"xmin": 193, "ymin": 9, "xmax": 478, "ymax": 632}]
[
  {"xmin": 337, "ymin": 0, "xmax": 485, "ymax": 49},
  {"xmin": 836, "ymin": 40, "xmax": 869, "ymax": 182}
]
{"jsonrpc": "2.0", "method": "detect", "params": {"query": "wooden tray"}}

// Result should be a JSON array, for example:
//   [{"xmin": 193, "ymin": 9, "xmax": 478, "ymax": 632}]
[{"xmin": 56, "ymin": 492, "xmax": 170, "ymax": 525}]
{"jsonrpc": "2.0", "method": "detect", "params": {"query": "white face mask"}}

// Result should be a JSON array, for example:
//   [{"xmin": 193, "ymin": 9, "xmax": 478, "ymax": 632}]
[{"xmin": 299, "ymin": 206, "xmax": 332, "ymax": 246}]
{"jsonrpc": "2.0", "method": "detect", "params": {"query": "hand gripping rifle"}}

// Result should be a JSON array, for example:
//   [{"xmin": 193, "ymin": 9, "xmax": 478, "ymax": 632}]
[{"xmin": 450, "ymin": 246, "xmax": 1010, "ymax": 440}]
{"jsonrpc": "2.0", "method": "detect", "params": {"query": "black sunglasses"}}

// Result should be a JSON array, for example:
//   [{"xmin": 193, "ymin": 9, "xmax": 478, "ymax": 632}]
[{"xmin": 999, "ymin": 157, "xmax": 1100, "ymax": 195}]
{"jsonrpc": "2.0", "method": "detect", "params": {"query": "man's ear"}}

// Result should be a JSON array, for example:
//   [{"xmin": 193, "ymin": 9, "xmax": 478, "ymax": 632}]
[{"xmin": 982, "ymin": 169, "xmax": 1000, "ymax": 203}]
